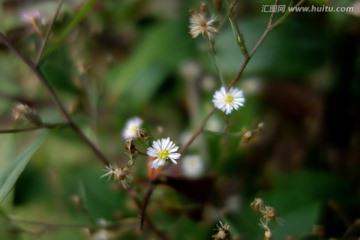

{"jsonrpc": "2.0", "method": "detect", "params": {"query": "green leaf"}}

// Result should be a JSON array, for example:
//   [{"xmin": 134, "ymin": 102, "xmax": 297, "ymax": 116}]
[
  {"xmin": 272, "ymin": 202, "xmax": 321, "ymax": 239},
  {"xmin": 106, "ymin": 20, "xmax": 193, "ymax": 111},
  {"xmin": 40, "ymin": 45, "xmax": 77, "ymax": 94},
  {"xmin": 0, "ymin": 132, "xmax": 48, "ymax": 202}
]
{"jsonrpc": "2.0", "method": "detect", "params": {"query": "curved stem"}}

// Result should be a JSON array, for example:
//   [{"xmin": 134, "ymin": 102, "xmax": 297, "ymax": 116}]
[
  {"xmin": 180, "ymin": 107, "xmax": 216, "ymax": 154},
  {"xmin": 0, "ymin": 122, "xmax": 69, "ymax": 134},
  {"xmin": 139, "ymin": 182, "xmax": 155, "ymax": 230},
  {"xmin": 0, "ymin": 33, "xmax": 110, "ymax": 166}
]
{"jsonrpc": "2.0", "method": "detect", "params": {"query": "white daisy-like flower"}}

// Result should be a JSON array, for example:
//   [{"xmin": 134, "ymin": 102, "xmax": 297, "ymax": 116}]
[
  {"xmin": 212, "ymin": 87, "xmax": 245, "ymax": 114},
  {"xmin": 189, "ymin": 10, "xmax": 218, "ymax": 39},
  {"xmin": 121, "ymin": 117, "xmax": 143, "ymax": 139},
  {"xmin": 147, "ymin": 137, "xmax": 181, "ymax": 169}
]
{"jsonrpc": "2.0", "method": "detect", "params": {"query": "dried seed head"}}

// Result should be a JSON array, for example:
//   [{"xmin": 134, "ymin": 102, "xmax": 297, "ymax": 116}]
[
  {"xmin": 251, "ymin": 198, "xmax": 265, "ymax": 212},
  {"xmin": 102, "ymin": 163, "xmax": 133, "ymax": 189},
  {"xmin": 212, "ymin": 221, "xmax": 231, "ymax": 240},
  {"xmin": 189, "ymin": 3, "xmax": 219, "ymax": 39},
  {"xmin": 261, "ymin": 206, "xmax": 277, "ymax": 221},
  {"xmin": 12, "ymin": 103, "xmax": 42, "ymax": 126}
]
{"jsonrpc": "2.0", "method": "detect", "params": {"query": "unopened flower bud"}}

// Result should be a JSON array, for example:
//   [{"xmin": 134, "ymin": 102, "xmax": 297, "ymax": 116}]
[
  {"xmin": 257, "ymin": 122, "xmax": 264, "ymax": 131},
  {"xmin": 70, "ymin": 195, "xmax": 82, "ymax": 207},
  {"xmin": 264, "ymin": 229, "xmax": 272, "ymax": 240},
  {"xmin": 242, "ymin": 130, "xmax": 254, "ymax": 143}
]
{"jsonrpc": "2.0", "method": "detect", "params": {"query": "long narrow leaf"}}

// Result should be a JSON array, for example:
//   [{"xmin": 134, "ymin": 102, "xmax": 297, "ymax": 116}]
[{"xmin": 0, "ymin": 132, "xmax": 48, "ymax": 202}]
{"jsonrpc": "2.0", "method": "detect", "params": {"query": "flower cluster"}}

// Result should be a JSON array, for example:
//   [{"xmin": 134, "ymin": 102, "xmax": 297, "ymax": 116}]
[{"xmin": 251, "ymin": 198, "xmax": 280, "ymax": 240}]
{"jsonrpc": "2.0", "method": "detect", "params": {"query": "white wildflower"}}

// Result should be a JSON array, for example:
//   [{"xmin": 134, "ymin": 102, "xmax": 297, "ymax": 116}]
[
  {"xmin": 212, "ymin": 87, "xmax": 245, "ymax": 114},
  {"xmin": 121, "ymin": 117, "xmax": 143, "ymax": 139},
  {"xmin": 147, "ymin": 137, "xmax": 181, "ymax": 169}
]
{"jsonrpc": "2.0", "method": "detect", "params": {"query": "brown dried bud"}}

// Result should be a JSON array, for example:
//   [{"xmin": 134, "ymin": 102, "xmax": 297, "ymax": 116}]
[
  {"xmin": 242, "ymin": 131, "xmax": 254, "ymax": 143},
  {"xmin": 261, "ymin": 206, "xmax": 277, "ymax": 221},
  {"xmin": 213, "ymin": 0, "xmax": 223, "ymax": 11},
  {"xmin": 250, "ymin": 198, "xmax": 265, "ymax": 212},
  {"xmin": 199, "ymin": 2, "xmax": 208, "ymax": 15},
  {"xmin": 136, "ymin": 128, "xmax": 148, "ymax": 140},
  {"xmin": 125, "ymin": 139, "xmax": 138, "ymax": 157},
  {"xmin": 12, "ymin": 103, "xmax": 42, "ymax": 126}
]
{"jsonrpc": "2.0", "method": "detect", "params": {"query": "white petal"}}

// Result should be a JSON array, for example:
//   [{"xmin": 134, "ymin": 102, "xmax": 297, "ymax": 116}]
[{"xmin": 169, "ymin": 152, "xmax": 181, "ymax": 160}]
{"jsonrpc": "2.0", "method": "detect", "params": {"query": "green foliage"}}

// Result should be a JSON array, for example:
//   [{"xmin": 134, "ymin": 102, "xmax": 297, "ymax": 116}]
[
  {"xmin": 0, "ymin": 0, "xmax": 359, "ymax": 239},
  {"xmin": 0, "ymin": 132, "xmax": 48, "ymax": 202},
  {"xmin": 106, "ymin": 20, "xmax": 193, "ymax": 112}
]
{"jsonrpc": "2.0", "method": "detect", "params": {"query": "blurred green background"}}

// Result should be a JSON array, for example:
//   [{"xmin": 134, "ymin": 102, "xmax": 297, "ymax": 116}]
[{"xmin": 0, "ymin": 0, "xmax": 360, "ymax": 239}]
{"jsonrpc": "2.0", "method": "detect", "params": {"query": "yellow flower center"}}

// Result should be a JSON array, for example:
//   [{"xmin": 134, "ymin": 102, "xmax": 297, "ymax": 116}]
[
  {"xmin": 224, "ymin": 94, "xmax": 234, "ymax": 104},
  {"xmin": 158, "ymin": 150, "xmax": 169, "ymax": 160},
  {"xmin": 129, "ymin": 125, "xmax": 138, "ymax": 134}
]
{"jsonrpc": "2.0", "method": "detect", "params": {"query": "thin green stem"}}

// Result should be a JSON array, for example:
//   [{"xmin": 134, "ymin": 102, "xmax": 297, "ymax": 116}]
[
  {"xmin": 35, "ymin": 0, "xmax": 65, "ymax": 65},
  {"xmin": 0, "ymin": 33, "xmax": 110, "ymax": 166},
  {"xmin": 228, "ymin": 14, "xmax": 249, "ymax": 58},
  {"xmin": 0, "ymin": 122, "xmax": 69, "ymax": 134},
  {"xmin": 209, "ymin": 52, "xmax": 225, "ymax": 86},
  {"xmin": 229, "ymin": 0, "xmax": 279, "ymax": 88},
  {"xmin": 270, "ymin": 0, "xmax": 307, "ymax": 30},
  {"xmin": 180, "ymin": 107, "xmax": 216, "ymax": 154}
]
